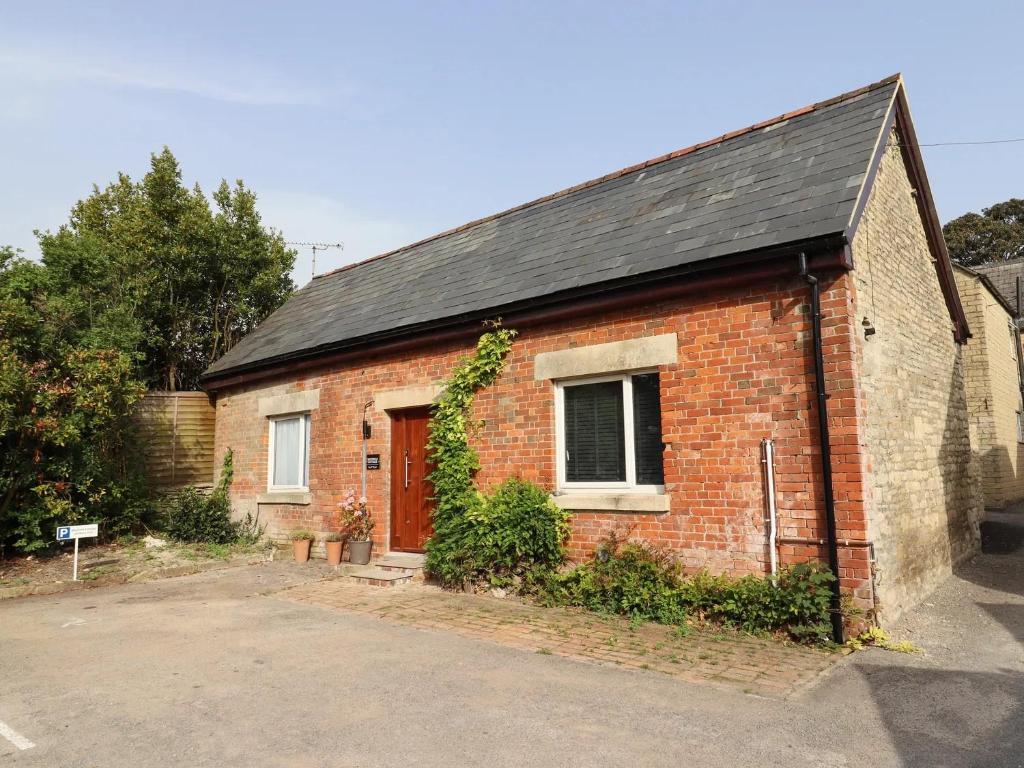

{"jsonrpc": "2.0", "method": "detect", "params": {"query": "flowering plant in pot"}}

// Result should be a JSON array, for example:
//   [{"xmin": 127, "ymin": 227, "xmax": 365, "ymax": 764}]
[
  {"xmin": 323, "ymin": 532, "xmax": 344, "ymax": 566},
  {"xmin": 339, "ymin": 490, "xmax": 375, "ymax": 565},
  {"xmin": 290, "ymin": 530, "xmax": 314, "ymax": 563}
]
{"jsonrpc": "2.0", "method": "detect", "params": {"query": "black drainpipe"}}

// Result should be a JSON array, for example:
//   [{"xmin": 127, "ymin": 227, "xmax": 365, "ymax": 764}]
[{"xmin": 798, "ymin": 253, "xmax": 845, "ymax": 644}]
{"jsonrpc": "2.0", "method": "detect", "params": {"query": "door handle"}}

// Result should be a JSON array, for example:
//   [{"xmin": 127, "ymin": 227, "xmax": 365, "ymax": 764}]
[{"xmin": 404, "ymin": 449, "xmax": 410, "ymax": 489}]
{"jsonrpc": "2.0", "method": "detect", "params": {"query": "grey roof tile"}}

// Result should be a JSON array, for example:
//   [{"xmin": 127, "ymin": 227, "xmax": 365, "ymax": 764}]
[
  {"xmin": 205, "ymin": 78, "xmax": 899, "ymax": 379},
  {"xmin": 973, "ymin": 258, "xmax": 1024, "ymax": 315}
]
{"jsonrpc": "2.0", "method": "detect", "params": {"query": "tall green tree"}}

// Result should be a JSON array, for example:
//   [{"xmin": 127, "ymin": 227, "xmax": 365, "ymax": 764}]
[
  {"xmin": 38, "ymin": 148, "xmax": 296, "ymax": 390},
  {"xmin": 1, "ymin": 149, "xmax": 297, "ymax": 552},
  {"xmin": 0, "ymin": 247, "xmax": 145, "ymax": 551},
  {"xmin": 944, "ymin": 198, "xmax": 1024, "ymax": 267}
]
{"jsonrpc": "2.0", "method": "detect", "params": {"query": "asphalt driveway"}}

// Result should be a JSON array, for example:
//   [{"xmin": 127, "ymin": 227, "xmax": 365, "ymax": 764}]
[{"xmin": 1, "ymin": 514, "xmax": 1023, "ymax": 768}]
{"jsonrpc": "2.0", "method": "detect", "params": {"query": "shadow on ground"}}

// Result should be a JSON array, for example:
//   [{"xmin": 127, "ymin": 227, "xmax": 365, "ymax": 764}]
[{"xmin": 855, "ymin": 508, "xmax": 1024, "ymax": 767}]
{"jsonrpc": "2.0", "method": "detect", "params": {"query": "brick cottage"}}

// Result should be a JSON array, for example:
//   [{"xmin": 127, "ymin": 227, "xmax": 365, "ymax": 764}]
[{"xmin": 202, "ymin": 75, "xmax": 982, "ymax": 626}]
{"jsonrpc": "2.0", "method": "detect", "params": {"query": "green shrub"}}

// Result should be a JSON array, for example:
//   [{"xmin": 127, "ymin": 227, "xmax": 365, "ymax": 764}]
[
  {"xmin": 544, "ymin": 531, "xmax": 687, "ymax": 625},
  {"xmin": 539, "ymin": 533, "xmax": 836, "ymax": 642},
  {"xmin": 289, "ymin": 529, "xmax": 314, "ymax": 541},
  {"xmin": 426, "ymin": 324, "xmax": 564, "ymax": 588},
  {"xmin": 678, "ymin": 563, "xmax": 834, "ymax": 642},
  {"xmin": 430, "ymin": 478, "xmax": 570, "ymax": 587},
  {"xmin": 164, "ymin": 487, "xmax": 237, "ymax": 545},
  {"xmin": 163, "ymin": 450, "xmax": 265, "ymax": 547},
  {"xmin": 481, "ymin": 478, "xmax": 569, "ymax": 573},
  {"xmin": 233, "ymin": 511, "xmax": 266, "ymax": 546}
]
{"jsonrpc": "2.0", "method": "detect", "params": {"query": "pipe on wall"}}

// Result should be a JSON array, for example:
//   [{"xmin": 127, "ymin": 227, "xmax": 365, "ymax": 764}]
[
  {"xmin": 761, "ymin": 438, "xmax": 779, "ymax": 580},
  {"xmin": 798, "ymin": 252, "xmax": 846, "ymax": 645},
  {"xmin": 360, "ymin": 400, "xmax": 373, "ymax": 501}
]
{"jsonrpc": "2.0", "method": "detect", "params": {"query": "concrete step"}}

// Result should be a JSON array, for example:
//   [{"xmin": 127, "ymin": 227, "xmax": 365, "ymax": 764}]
[
  {"xmin": 347, "ymin": 566, "xmax": 413, "ymax": 587},
  {"xmin": 373, "ymin": 553, "xmax": 426, "ymax": 580},
  {"xmin": 375, "ymin": 553, "xmax": 425, "ymax": 569}
]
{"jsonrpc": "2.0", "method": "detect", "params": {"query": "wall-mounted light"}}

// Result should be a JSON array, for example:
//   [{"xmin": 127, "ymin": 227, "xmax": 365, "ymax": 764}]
[{"xmin": 862, "ymin": 316, "xmax": 876, "ymax": 338}]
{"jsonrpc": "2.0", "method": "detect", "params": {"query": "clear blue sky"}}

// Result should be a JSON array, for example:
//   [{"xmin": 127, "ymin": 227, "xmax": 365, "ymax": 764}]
[{"xmin": 3, "ymin": 1, "xmax": 1022, "ymax": 283}]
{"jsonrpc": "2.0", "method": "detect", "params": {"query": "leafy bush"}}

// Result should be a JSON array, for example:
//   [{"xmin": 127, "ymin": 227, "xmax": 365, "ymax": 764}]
[
  {"xmin": 425, "ymin": 324, "xmax": 528, "ymax": 587},
  {"xmin": 538, "ymin": 533, "xmax": 836, "ymax": 643},
  {"xmin": 542, "ymin": 531, "xmax": 687, "ymax": 625},
  {"xmin": 0, "ymin": 248, "xmax": 150, "ymax": 553},
  {"xmin": 164, "ymin": 487, "xmax": 237, "ymax": 545},
  {"xmin": 163, "ymin": 450, "xmax": 264, "ymax": 546},
  {"xmin": 676, "ymin": 563, "xmax": 834, "ymax": 641},
  {"xmin": 480, "ymin": 478, "xmax": 569, "ymax": 574},
  {"xmin": 429, "ymin": 478, "xmax": 570, "ymax": 587},
  {"xmin": 233, "ymin": 511, "xmax": 266, "ymax": 546}
]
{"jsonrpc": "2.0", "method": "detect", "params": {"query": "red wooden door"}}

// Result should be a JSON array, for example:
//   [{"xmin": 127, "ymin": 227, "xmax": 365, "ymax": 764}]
[{"xmin": 389, "ymin": 407, "xmax": 434, "ymax": 552}]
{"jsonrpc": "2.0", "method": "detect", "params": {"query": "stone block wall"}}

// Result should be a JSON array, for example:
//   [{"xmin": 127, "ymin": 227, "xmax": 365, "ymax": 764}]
[
  {"xmin": 850, "ymin": 131, "xmax": 983, "ymax": 622},
  {"xmin": 954, "ymin": 268, "xmax": 1024, "ymax": 509}
]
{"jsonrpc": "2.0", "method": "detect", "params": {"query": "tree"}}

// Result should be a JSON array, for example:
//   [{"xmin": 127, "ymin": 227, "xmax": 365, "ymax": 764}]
[
  {"xmin": 0, "ymin": 247, "xmax": 146, "ymax": 552},
  {"xmin": 1, "ymin": 149, "xmax": 297, "ymax": 552},
  {"xmin": 943, "ymin": 198, "xmax": 1024, "ymax": 267},
  {"xmin": 37, "ymin": 148, "xmax": 296, "ymax": 390}
]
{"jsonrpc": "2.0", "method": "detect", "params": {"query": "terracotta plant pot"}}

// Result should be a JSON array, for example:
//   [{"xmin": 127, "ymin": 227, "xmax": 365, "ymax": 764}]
[
  {"xmin": 348, "ymin": 539, "xmax": 372, "ymax": 565},
  {"xmin": 293, "ymin": 539, "xmax": 312, "ymax": 563},
  {"xmin": 325, "ymin": 540, "xmax": 343, "ymax": 566}
]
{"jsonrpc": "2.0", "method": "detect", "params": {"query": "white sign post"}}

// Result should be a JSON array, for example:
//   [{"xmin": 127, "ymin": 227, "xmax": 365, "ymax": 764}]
[{"xmin": 56, "ymin": 524, "xmax": 99, "ymax": 581}]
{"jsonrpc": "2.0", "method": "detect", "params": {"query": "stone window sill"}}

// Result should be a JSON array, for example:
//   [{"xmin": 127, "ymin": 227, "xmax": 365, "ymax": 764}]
[
  {"xmin": 257, "ymin": 491, "xmax": 311, "ymax": 505},
  {"xmin": 551, "ymin": 493, "xmax": 669, "ymax": 513}
]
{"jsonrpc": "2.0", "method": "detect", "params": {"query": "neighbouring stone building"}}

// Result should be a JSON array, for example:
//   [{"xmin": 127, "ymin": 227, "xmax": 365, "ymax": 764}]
[
  {"xmin": 954, "ymin": 264, "xmax": 1024, "ymax": 510},
  {"xmin": 201, "ymin": 75, "xmax": 982, "ymax": 629}
]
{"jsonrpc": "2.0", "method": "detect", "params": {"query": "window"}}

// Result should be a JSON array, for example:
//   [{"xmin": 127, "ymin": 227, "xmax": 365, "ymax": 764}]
[
  {"xmin": 1011, "ymin": 323, "xmax": 1020, "ymax": 362},
  {"xmin": 1017, "ymin": 410, "xmax": 1024, "ymax": 445},
  {"xmin": 268, "ymin": 414, "xmax": 310, "ymax": 490},
  {"xmin": 555, "ymin": 372, "xmax": 664, "ymax": 491}
]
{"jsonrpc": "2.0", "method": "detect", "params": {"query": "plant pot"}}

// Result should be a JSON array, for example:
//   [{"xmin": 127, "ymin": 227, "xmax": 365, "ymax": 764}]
[
  {"xmin": 293, "ymin": 539, "xmax": 312, "ymax": 563},
  {"xmin": 348, "ymin": 539, "xmax": 372, "ymax": 565},
  {"xmin": 325, "ymin": 540, "xmax": 343, "ymax": 566}
]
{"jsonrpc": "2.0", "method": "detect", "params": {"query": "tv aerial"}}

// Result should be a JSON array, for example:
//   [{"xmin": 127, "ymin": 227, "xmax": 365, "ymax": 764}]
[{"xmin": 285, "ymin": 241, "xmax": 344, "ymax": 279}]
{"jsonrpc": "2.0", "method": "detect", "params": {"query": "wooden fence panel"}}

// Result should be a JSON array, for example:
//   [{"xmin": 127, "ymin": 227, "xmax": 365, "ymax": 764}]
[{"xmin": 134, "ymin": 392, "xmax": 216, "ymax": 491}]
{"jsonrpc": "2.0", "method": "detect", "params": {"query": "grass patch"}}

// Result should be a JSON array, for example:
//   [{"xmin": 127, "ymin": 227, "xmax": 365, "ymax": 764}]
[{"xmin": 80, "ymin": 565, "xmax": 119, "ymax": 581}]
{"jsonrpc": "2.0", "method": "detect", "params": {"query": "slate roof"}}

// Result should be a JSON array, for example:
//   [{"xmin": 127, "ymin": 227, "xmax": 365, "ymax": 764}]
[
  {"xmin": 204, "ymin": 76, "xmax": 901, "ymax": 381},
  {"xmin": 972, "ymin": 258, "xmax": 1024, "ymax": 317}
]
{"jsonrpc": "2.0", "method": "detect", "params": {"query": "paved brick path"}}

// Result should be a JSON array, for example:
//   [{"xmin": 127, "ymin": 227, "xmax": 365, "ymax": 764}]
[{"xmin": 278, "ymin": 579, "xmax": 839, "ymax": 697}]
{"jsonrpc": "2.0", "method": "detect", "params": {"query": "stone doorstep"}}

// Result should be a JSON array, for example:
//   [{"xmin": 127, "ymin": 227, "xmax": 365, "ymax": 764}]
[
  {"xmin": 368, "ymin": 553, "xmax": 426, "ymax": 582},
  {"xmin": 346, "ymin": 567, "xmax": 413, "ymax": 587},
  {"xmin": 375, "ymin": 552, "xmax": 425, "ymax": 568}
]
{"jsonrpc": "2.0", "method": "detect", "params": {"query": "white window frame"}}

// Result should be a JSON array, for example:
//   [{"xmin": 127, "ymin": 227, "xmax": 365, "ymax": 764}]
[
  {"xmin": 267, "ymin": 413, "xmax": 311, "ymax": 492},
  {"xmin": 1011, "ymin": 322, "xmax": 1019, "ymax": 362},
  {"xmin": 554, "ymin": 371, "xmax": 664, "ymax": 494}
]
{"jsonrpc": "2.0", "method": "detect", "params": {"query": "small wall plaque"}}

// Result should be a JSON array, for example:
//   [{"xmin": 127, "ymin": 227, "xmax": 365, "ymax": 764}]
[{"xmin": 366, "ymin": 453, "xmax": 381, "ymax": 470}]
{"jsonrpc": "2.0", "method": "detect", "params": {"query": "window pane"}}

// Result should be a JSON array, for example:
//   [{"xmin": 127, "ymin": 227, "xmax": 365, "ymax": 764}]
[
  {"xmin": 564, "ymin": 381, "xmax": 625, "ymax": 482},
  {"xmin": 632, "ymin": 373, "xmax": 665, "ymax": 485},
  {"xmin": 273, "ymin": 417, "xmax": 302, "ymax": 487}
]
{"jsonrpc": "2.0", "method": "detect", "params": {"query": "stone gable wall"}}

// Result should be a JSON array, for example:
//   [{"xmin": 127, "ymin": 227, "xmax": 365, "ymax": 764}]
[
  {"xmin": 850, "ymin": 131, "xmax": 983, "ymax": 621},
  {"xmin": 954, "ymin": 269, "xmax": 1024, "ymax": 509}
]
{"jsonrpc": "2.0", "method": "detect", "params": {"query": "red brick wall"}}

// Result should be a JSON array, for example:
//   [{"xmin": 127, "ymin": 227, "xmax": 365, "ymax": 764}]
[{"xmin": 211, "ymin": 271, "xmax": 872, "ymax": 601}]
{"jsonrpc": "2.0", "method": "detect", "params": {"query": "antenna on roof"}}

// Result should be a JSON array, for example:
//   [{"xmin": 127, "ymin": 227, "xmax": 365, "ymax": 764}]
[{"xmin": 285, "ymin": 241, "xmax": 345, "ymax": 280}]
